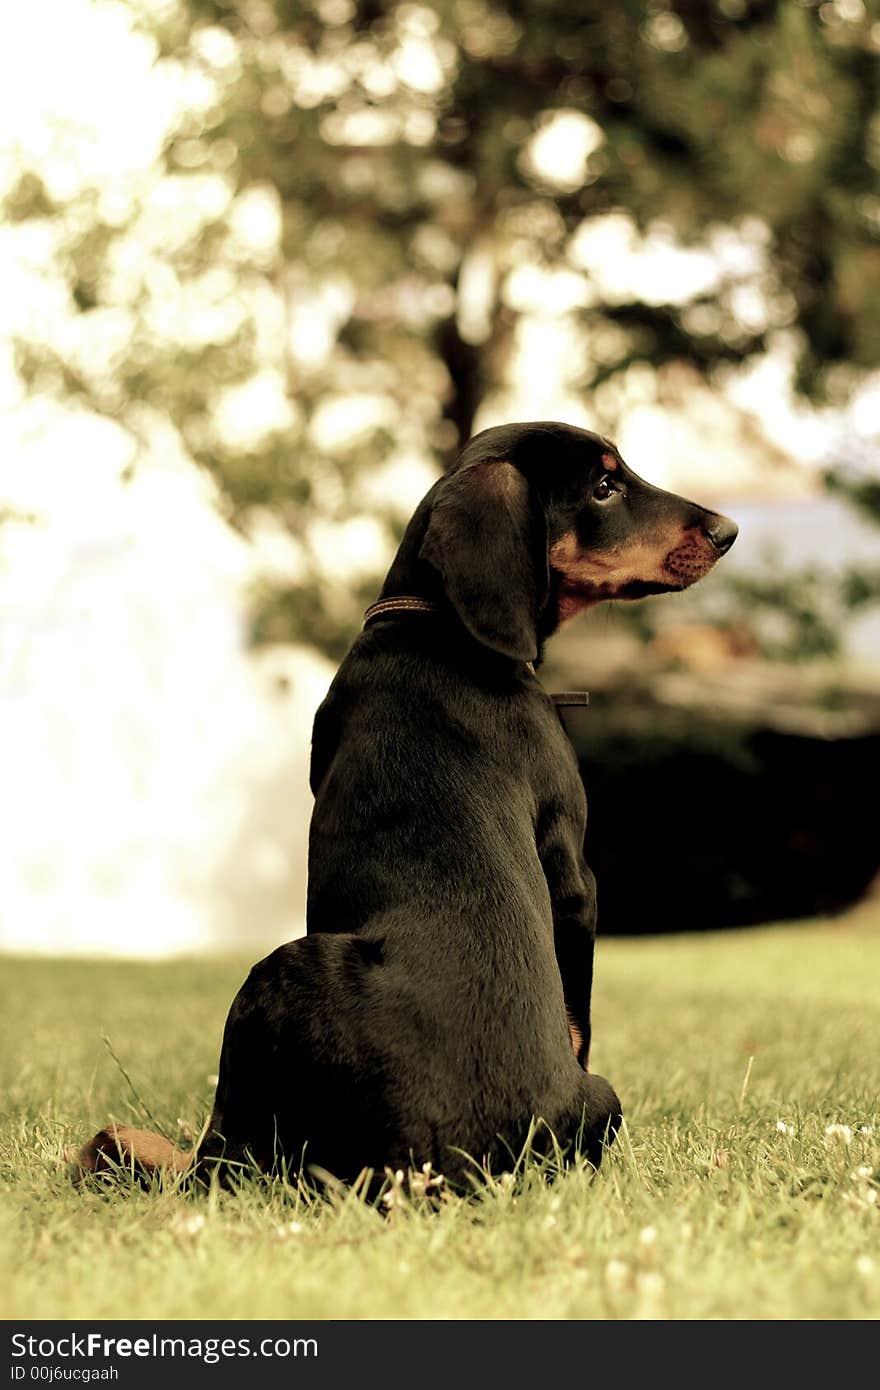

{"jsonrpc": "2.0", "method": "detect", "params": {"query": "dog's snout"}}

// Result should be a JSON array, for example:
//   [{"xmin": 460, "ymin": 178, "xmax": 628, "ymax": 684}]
[{"xmin": 704, "ymin": 515, "xmax": 738, "ymax": 556}]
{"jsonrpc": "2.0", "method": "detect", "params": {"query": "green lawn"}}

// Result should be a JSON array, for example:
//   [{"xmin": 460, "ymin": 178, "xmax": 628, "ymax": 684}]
[{"xmin": 1, "ymin": 909, "xmax": 878, "ymax": 1320}]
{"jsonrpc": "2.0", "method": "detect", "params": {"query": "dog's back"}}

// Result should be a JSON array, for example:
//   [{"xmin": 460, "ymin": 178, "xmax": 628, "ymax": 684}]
[
  {"xmin": 311, "ymin": 628, "xmax": 593, "ymax": 1158},
  {"xmin": 199, "ymin": 624, "xmax": 604, "ymax": 1182}
]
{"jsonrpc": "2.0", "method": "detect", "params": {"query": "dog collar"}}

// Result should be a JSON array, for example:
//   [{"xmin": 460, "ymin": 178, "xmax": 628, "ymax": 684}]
[
  {"xmin": 362, "ymin": 599, "xmax": 590, "ymax": 704},
  {"xmin": 363, "ymin": 596, "xmax": 544, "ymax": 679},
  {"xmin": 363, "ymin": 597, "xmax": 438, "ymax": 626}
]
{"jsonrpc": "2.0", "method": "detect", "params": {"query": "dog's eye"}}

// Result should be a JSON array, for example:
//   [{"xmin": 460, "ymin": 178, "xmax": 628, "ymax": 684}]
[{"xmin": 593, "ymin": 476, "xmax": 615, "ymax": 502}]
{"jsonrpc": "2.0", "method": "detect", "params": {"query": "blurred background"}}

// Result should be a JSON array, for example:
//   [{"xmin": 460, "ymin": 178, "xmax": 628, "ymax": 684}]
[{"xmin": 1, "ymin": 0, "xmax": 879, "ymax": 958}]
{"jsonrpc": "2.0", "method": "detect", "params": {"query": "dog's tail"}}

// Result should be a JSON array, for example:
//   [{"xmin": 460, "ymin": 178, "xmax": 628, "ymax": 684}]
[{"xmin": 71, "ymin": 1124, "xmax": 193, "ymax": 1183}]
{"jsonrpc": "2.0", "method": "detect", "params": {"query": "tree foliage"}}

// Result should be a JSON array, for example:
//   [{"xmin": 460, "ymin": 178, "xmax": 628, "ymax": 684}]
[{"xmin": 6, "ymin": 0, "xmax": 880, "ymax": 652}]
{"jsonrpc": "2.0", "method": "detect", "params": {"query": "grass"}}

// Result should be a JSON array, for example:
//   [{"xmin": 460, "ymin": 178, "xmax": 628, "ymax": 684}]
[{"xmin": 1, "ymin": 906, "xmax": 878, "ymax": 1321}]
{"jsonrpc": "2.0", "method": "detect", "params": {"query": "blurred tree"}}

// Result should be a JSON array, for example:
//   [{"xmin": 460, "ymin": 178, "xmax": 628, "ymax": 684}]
[{"xmin": 5, "ymin": 0, "xmax": 880, "ymax": 654}]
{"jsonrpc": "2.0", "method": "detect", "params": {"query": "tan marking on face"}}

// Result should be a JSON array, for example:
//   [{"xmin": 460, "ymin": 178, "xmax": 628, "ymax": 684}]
[
  {"xmin": 601, "ymin": 452, "xmax": 618, "ymax": 472},
  {"xmin": 664, "ymin": 531, "xmax": 723, "ymax": 585},
  {"xmin": 550, "ymin": 533, "xmax": 671, "ymax": 605},
  {"xmin": 550, "ymin": 526, "xmax": 722, "ymax": 622}
]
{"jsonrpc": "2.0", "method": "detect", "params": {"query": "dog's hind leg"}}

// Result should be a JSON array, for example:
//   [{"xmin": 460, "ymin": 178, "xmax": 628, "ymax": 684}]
[
  {"xmin": 194, "ymin": 933, "xmax": 385, "ymax": 1185},
  {"xmin": 193, "ymin": 978, "xmax": 284, "ymax": 1183},
  {"xmin": 573, "ymin": 1071, "xmax": 622, "ymax": 1170}
]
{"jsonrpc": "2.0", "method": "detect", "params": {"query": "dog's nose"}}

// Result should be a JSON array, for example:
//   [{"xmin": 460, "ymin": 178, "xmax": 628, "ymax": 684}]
[{"xmin": 704, "ymin": 516, "xmax": 738, "ymax": 555}]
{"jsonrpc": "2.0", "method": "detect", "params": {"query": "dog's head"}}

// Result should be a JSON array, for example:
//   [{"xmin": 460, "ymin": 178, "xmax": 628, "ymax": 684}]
[{"xmin": 419, "ymin": 421, "xmax": 738, "ymax": 663}]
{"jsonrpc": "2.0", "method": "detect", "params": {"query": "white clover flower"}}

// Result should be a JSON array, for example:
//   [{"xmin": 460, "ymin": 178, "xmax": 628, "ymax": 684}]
[
  {"xmin": 638, "ymin": 1225, "xmax": 658, "ymax": 1248},
  {"xmin": 409, "ymin": 1162, "xmax": 445, "ymax": 1198},
  {"xmin": 851, "ymin": 1166, "xmax": 874, "ymax": 1182},
  {"xmin": 776, "ymin": 1120, "xmax": 795, "ymax": 1136},
  {"xmin": 381, "ymin": 1168, "xmax": 406, "ymax": 1209},
  {"xmin": 825, "ymin": 1124, "xmax": 853, "ymax": 1146},
  {"xmin": 859, "ymin": 1126, "xmax": 874, "ymax": 1138},
  {"xmin": 275, "ymin": 1220, "xmax": 303, "ymax": 1238},
  {"xmin": 856, "ymin": 1255, "xmax": 875, "ymax": 1278}
]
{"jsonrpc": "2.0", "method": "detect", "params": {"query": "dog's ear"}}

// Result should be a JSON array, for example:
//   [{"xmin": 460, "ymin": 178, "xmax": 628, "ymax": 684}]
[{"xmin": 419, "ymin": 461, "xmax": 547, "ymax": 662}]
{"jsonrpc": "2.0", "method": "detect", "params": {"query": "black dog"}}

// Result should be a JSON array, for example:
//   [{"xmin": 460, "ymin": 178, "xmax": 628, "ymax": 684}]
[{"xmin": 78, "ymin": 422, "xmax": 736, "ymax": 1188}]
